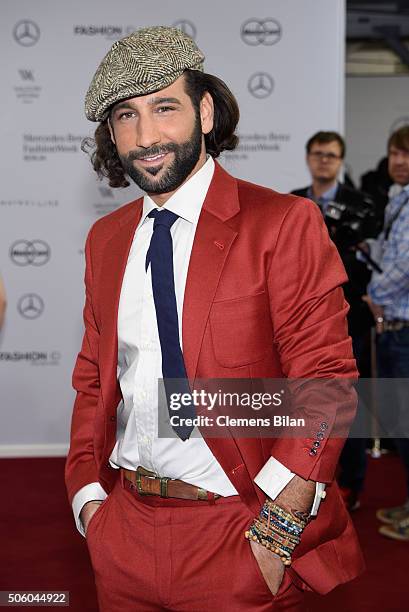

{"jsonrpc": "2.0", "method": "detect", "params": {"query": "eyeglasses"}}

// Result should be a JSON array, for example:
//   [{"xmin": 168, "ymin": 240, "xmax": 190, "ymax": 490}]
[{"xmin": 308, "ymin": 151, "xmax": 342, "ymax": 161}]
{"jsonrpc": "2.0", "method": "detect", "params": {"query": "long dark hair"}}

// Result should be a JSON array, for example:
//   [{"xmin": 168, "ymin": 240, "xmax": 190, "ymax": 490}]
[{"xmin": 81, "ymin": 70, "xmax": 240, "ymax": 188}]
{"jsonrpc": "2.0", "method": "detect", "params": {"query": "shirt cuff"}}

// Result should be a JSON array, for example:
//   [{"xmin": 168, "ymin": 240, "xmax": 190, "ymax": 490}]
[
  {"xmin": 72, "ymin": 482, "xmax": 108, "ymax": 537},
  {"xmin": 254, "ymin": 456, "xmax": 326, "ymax": 517}
]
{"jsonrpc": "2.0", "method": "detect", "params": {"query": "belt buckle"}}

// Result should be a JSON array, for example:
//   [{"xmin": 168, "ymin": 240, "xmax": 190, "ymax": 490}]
[
  {"xmin": 135, "ymin": 466, "xmax": 171, "ymax": 498},
  {"xmin": 135, "ymin": 466, "xmax": 157, "ymax": 496}
]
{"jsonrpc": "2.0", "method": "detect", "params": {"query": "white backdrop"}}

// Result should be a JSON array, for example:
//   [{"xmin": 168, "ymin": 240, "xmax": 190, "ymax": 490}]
[
  {"xmin": 345, "ymin": 75, "xmax": 409, "ymax": 186},
  {"xmin": 0, "ymin": 0, "xmax": 345, "ymax": 456}
]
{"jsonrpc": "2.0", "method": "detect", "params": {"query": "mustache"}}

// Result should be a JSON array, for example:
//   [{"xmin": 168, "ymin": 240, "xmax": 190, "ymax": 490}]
[{"xmin": 127, "ymin": 144, "xmax": 178, "ymax": 161}]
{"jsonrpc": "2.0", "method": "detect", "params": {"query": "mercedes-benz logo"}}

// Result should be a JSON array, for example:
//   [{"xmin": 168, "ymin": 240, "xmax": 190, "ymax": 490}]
[
  {"xmin": 17, "ymin": 294, "xmax": 44, "ymax": 319},
  {"xmin": 248, "ymin": 72, "xmax": 274, "ymax": 99},
  {"xmin": 13, "ymin": 20, "xmax": 40, "ymax": 47},
  {"xmin": 241, "ymin": 19, "xmax": 281, "ymax": 46},
  {"xmin": 10, "ymin": 240, "xmax": 50, "ymax": 266},
  {"xmin": 172, "ymin": 19, "xmax": 197, "ymax": 40}
]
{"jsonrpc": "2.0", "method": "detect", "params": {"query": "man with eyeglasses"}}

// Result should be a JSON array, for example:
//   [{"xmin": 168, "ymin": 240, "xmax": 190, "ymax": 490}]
[
  {"xmin": 292, "ymin": 131, "xmax": 371, "ymax": 221},
  {"xmin": 292, "ymin": 131, "xmax": 375, "ymax": 513}
]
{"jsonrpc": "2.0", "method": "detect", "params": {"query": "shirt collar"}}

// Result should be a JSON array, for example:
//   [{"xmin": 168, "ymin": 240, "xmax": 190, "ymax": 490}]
[
  {"xmin": 307, "ymin": 182, "xmax": 338, "ymax": 203},
  {"xmin": 140, "ymin": 156, "xmax": 215, "ymax": 227},
  {"xmin": 389, "ymin": 182, "xmax": 409, "ymax": 199}
]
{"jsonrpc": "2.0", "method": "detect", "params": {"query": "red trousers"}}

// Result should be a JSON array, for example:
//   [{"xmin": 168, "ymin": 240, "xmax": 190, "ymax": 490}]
[{"xmin": 86, "ymin": 476, "xmax": 306, "ymax": 611}]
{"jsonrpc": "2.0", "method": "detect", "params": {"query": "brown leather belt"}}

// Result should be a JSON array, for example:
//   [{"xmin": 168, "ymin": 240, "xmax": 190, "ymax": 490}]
[{"xmin": 122, "ymin": 467, "xmax": 221, "ymax": 501}]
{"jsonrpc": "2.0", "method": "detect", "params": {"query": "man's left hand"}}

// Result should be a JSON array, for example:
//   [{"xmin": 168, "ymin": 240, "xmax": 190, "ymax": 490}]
[
  {"xmin": 249, "ymin": 539, "xmax": 285, "ymax": 595},
  {"xmin": 248, "ymin": 474, "xmax": 315, "ymax": 595}
]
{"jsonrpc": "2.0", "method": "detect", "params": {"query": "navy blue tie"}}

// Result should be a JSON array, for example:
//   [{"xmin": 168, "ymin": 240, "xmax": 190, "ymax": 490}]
[{"xmin": 145, "ymin": 209, "xmax": 195, "ymax": 440}]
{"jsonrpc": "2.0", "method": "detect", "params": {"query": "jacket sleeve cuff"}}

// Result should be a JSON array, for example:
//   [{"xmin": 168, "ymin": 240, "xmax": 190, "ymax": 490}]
[
  {"xmin": 72, "ymin": 482, "xmax": 108, "ymax": 537},
  {"xmin": 254, "ymin": 456, "xmax": 326, "ymax": 516}
]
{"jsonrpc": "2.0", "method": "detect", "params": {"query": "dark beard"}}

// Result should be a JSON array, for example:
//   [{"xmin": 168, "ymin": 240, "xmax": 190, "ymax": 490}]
[{"xmin": 119, "ymin": 114, "xmax": 203, "ymax": 194}]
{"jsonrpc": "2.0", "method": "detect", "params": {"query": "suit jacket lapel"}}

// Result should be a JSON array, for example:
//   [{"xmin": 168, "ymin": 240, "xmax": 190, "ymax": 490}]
[
  {"xmin": 182, "ymin": 162, "xmax": 239, "ymax": 380},
  {"xmin": 182, "ymin": 162, "xmax": 252, "ymax": 498}
]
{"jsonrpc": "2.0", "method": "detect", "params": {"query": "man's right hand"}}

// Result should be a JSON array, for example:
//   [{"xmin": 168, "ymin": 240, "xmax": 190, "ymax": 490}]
[{"xmin": 80, "ymin": 500, "xmax": 103, "ymax": 535}]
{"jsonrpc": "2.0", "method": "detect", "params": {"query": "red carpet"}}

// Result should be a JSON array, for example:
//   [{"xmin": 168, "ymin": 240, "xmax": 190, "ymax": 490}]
[
  {"xmin": 0, "ymin": 454, "xmax": 408, "ymax": 611},
  {"xmin": 305, "ymin": 453, "xmax": 409, "ymax": 611}
]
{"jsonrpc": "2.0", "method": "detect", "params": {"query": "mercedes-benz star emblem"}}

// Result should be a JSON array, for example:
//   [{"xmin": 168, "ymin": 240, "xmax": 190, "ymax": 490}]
[
  {"xmin": 10, "ymin": 240, "xmax": 50, "ymax": 266},
  {"xmin": 248, "ymin": 72, "xmax": 274, "ymax": 99},
  {"xmin": 172, "ymin": 19, "xmax": 197, "ymax": 40},
  {"xmin": 18, "ymin": 294, "xmax": 44, "ymax": 319},
  {"xmin": 241, "ymin": 19, "xmax": 282, "ymax": 46},
  {"xmin": 13, "ymin": 20, "xmax": 40, "ymax": 47}
]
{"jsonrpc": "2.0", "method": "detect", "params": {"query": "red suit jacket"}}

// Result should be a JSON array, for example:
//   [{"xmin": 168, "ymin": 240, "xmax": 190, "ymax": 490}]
[{"xmin": 65, "ymin": 161, "xmax": 365, "ymax": 594}]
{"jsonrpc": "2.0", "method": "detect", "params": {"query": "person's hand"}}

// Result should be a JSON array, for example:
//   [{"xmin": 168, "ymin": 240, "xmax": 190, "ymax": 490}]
[
  {"xmin": 80, "ymin": 500, "xmax": 103, "ymax": 535},
  {"xmin": 247, "ymin": 475, "xmax": 315, "ymax": 595},
  {"xmin": 249, "ymin": 539, "xmax": 285, "ymax": 595},
  {"xmin": 362, "ymin": 295, "xmax": 384, "ymax": 332}
]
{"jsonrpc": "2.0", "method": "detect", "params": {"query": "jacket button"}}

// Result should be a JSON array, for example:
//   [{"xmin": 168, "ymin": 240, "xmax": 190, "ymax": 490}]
[
  {"xmin": 313, "ymin": 441, "xmax": 320, "ymax": 448},
  {"xmin": 110, "ymin": 415, "xmax": 116, "ymax": 422},
  {"xmin": 317, "ymin": 431, "xmax": 324, "ymax": 440},
  {"xmin": 320, "ymin": 422, "xmax": 328, "ymax": 430},
  {"xmin": 309, "ymin": 448, "xmax": 317, "ymax": 456}
]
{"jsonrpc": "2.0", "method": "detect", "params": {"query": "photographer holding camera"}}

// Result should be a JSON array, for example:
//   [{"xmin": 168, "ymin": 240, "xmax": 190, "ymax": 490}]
[{"xmin": 292, "ymin": 131, "xmax": 376, "ymax": 511}]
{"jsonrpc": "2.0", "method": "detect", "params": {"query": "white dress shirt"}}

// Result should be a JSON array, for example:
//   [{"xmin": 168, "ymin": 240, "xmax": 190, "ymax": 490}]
[{"xmin": 72, "ymin": 157, "xmax": 324, "ymax": 535}]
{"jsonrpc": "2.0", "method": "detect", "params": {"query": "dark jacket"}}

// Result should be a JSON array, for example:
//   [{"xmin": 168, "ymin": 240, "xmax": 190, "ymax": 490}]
[{"xmin": 292, "ymin": 183, "xmax": 374, "ymax": 337}]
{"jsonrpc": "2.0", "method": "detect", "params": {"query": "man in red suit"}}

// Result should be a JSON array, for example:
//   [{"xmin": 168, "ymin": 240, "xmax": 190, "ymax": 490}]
[{"xmin": 65, "ymin": 26, "xmax": 364, "ymax": 610}]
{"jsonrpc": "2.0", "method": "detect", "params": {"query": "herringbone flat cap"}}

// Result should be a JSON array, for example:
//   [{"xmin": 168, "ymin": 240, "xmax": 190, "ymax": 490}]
[{"xmin": 85, "ymin": 26, "xmax": 205, "ymax": 122}]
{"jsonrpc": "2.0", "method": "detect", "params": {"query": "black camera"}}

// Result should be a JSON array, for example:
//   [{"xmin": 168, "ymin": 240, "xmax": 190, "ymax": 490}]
[{"xmin": 324, "ymin": 199, "xmax": 377, "ymax": 250}]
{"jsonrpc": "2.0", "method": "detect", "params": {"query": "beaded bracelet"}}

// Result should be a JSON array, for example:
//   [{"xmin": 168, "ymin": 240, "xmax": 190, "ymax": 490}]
[
  {"xmin": 260, "ymin": 511, "xmax": 303, "ymax": 536},
  {"xmin": 244, "ymin": 499, "xmax": 308, "ymax": 566},
  {"xmin": 254, "ymin": 519, "xmax": 300, "ymax": 551},
  {"xmin": 260, "ymin": 506, "xmax": 302, "ymax": 534},
  {"xmin": 264, "ymin": 500, "xmax": 307, "ymax": 528},
  {"xmin": 254, "ymin": 524, "xmax": 297, "ymax": 550},
  {"xmin": 253, "ymin": 517, "xmax": 300, "ymax": 546},
  {"xmin": 246, "ymin": 524, "xmax": 292, "ymax": 557},
  {"xmin": 245, "ymin": 524, "xmax": 292, "ymax": 566}
]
